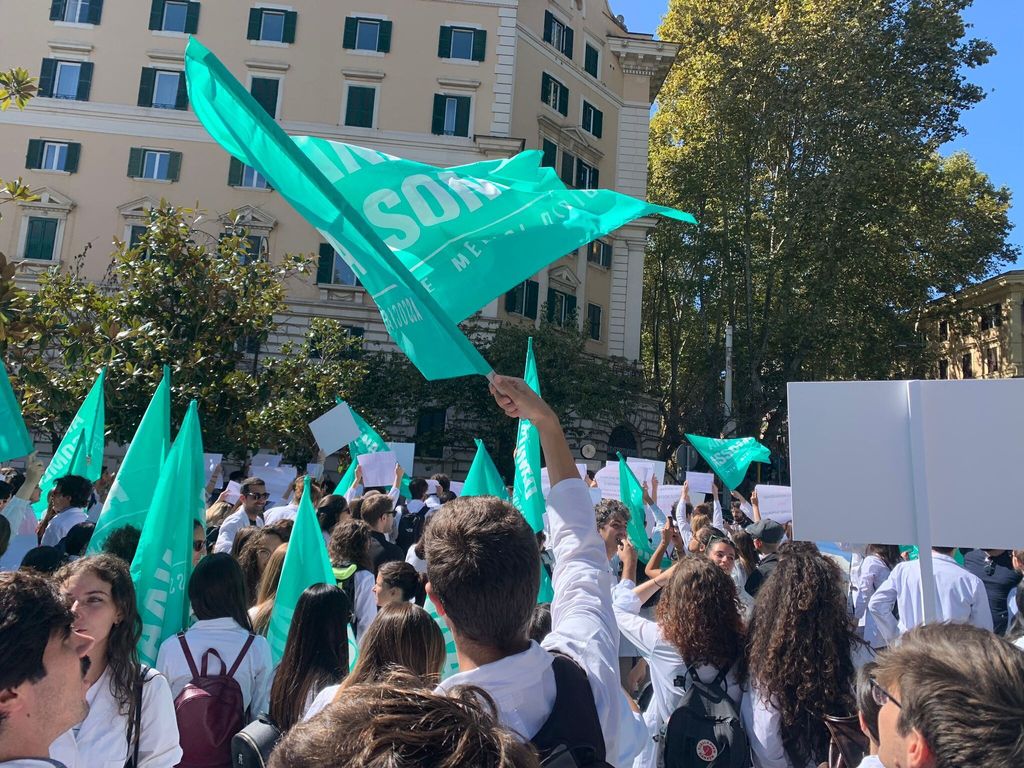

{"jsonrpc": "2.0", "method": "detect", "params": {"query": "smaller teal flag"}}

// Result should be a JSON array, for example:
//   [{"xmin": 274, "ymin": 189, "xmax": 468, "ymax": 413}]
[
  {"xmin": 512, "ymin": 338, "xmax": 545, "ymax": 533},
  {"xmin": 618, "ymin": 453, "xmax": 654, "ymax": 561},
  {"xmin": 537, "ymin": 563, "xmax": 554, "ymax": 604},
  {"xmin": 35, "ymin": 369, "xmax": 106, "ymax": 517},
  {"xmin": 132, "ymin": 400, "xmax": 205, "ymax": 666},
  {"xmin": 685, "ymin": 434, "xmax": 771, "ymax": 490},
  {"xmin": 461, "ymin": 439, "xmax": 510, "ymax": 500},
  {"xmin": 0, "ymin": 359, "xmax": 33, "ymax": 463},
  {"xmin": 267, "ymin": 476, "xmax": 335, "ymax": 662}
]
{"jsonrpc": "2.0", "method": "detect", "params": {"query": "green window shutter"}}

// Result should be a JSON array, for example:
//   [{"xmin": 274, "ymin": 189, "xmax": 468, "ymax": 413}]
[
  {"xmin": 247, "ymin": 8, "xmax": 262, "ymax": 40},
  {"xmin": 377, "ymin": 20, "xmax": 392, "ymax": 53},
  {"xmin": 25, "ymin": 218, "xmax": 58, "ymax": 261},
  {"xmin": 282, "ymin": 10, "xmax": 297, "ymax": 43},
  {"xmin": 471, "ymin": 29, "xmax": 486, "ymax": 61},
  {"xmin": 438, "ymin": 26, "xmax": 452, "ymax": 58},
  {"xmin": 49, "ymin": 0, "xmax": 66, "ymax": 21},
  {"xmin": 65, "ymin": 142, "xmax": 81, "ymax": 173},
  {"xmin": 541, "ymin": 72, "xmax": 550, "ymax": 104},
  {"xmin": 184, "ymin": 1, "xmax": 200, "ymax": 34},
  {"xmin": 343, "ymin": 17, "xmax": 358, "ymax": 49},
  {"xmin": 562, "ymin": 27, "xmax": 574, "ymax": 59},
  {"xmin": 543, "ymin": 11, "xmax": 554, "ymax": 44},
  {"xmin": 345, "ymin": 86, "xmax": 375, "ymax": 128},
  {"xmin": 317, "ymin": 243, "xmax": 334, "ymax": 284},
  {"xmin": 25, "ymin": 139, "xmax": 44, "ymax": 169},
  {"xmin": 546, "ymin": 287, "xmax": 556, "ymax": 322},
  {"xmin": 454, "ymin": 96, "xmax": 471, "ymax": 137},
  {"xmin": 86, "ymin": 0, "xmax": 104, "ymax": 24},
  {"xmin": 431, "ymin": 94, "xmax": 446, "ymax": 135},
  {"xmin": 227, "ymin": 156, "xmax": 243, "ymax": 186},
  {"xmin": 525, "ymin": 280, "xmax": 539, "ymax": 319},
  {"xmin": 127, "ymin": 147, "xmax": 143, "ymax": 178},
  {"xmin": 560, "ymin": 152, "xmax": 574, "ymax": 186},
  {"xmin": 250, "ymin": 77, "xmax": 279, "ymax": 117},
  {"xmin": 175, "ymin": 71, "xmax": 189, "ymax": 109},
  {"xmin": 149, "ymin": 0, "xmax": 165, "ymax": 30},
  {"xmin": 565, "ymin": 293, "xmax": 577, "ymax": 321},
  {"xmin": 591, "ymin": 167, "xmax": 599, "ymax": 189},
  {"xmin": 541, "ymin": 139, "xmax": 557, "ymax": 168},
  {"xmin": 557, "ymin": 82, "xmax": 568, "ymax": 116},
  {"xmin": 137, "ymin": 67, "xmax": 156, "ymax": 107},
  {"xmin": 167, "ymin": 151, "xmax": 182, "ymax": 182},
  {"xmin": 585, "ymin": 44, "xmax": 599, "ymax": 77},
  {"xmin": 76, "ymin": 62, "xmax": 93, "ymax": 101},
  {"xmin": 39, "ymin": 59, "xmax": 57, "ymax": 97},
  {"xmin": 504, "ymin": 287, "xmax": 517, "ymax": 312},
  {"xmin": 592, "ymin": 107, "xmax": 603, "ymax": 138}
]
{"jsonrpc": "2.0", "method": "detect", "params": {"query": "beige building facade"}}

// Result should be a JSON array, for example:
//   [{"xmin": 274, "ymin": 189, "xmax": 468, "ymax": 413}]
[
  {"xmin": 926, "ymin": 269, "xmax": 1024, "ymax": 380},
  {"xmin": 0, "ymin": 0, "xmax": 678, "ymax": 467}
]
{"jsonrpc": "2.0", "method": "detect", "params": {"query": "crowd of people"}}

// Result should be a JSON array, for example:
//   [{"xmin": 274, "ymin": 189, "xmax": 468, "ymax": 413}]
[{"xmin": 1, "ymin": 375, "xmax": 1022, "ymax": 768}]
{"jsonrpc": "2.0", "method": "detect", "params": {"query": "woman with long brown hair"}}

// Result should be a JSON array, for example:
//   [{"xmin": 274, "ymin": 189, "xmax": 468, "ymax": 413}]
[
  {"xmin": 740, "ymin": 542, "xmax": 864, "ymax": 768},
  {"xmin": 238, "ymin": 528, "xmax": 287, "ymax": 607},
  {"xmin": 249, "ymin": 543, "xmax": 288, "ymax": 635}
]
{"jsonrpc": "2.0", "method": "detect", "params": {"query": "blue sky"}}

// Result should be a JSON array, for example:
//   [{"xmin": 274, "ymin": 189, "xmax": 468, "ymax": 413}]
[{"xmin": 611, "ymin": 1, "xmax": 1024, "ymax": 261}]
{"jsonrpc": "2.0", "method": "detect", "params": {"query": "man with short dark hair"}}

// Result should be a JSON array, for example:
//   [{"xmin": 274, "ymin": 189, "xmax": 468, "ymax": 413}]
[
  {"xmin": 873, "ymin": 623, "xmax": 1024, "ymax": 768},
  {"xmin": 743, "ymin": 518, "xmax": 785, "ymax": 597},
  {"xmin": 39, "ymin": 475, "xmax": 93, "ymax": 548},
  {"xmin": 594, "ymin": 499, "xmax": 630, "ymax": 562},
  {"xmin": 0, "ymin": 571, "xmax": 95, "ymax": 767},
  {"xmin": 361, "ymin": 494, "xmax": 404, "ymax": 571},
  {"xmin": 424, "ymin": 376, "xmax": 646, "ymax": 766},
  {"xmin": 213, "ymin": 476, "xmax": 267, "ymax": 553}
]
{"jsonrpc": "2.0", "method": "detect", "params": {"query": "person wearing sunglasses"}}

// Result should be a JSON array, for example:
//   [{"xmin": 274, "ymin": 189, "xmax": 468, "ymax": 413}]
[
  {"xmin": 213, "ymin": 477, "xmax": 269, "ymax": 554},
  {"xmin": 872, "ymin": 622, "xmax": 1024, "ymax": 768}
]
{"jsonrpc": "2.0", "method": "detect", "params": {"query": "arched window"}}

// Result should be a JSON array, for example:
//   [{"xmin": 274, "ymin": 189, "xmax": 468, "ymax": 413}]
[{"xmin": 606, "ymin": 425, "xmax": 636, "ymax": 461}]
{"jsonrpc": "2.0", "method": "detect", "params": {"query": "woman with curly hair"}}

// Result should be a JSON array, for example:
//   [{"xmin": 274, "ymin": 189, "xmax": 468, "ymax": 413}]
[
  {"xmin": 615, "ymin": 539, "xmax": 744, "ymax": 767},
  {"xmin": 740, "ymin": 542, "xmax": 865, "ymax": 768},
  {"xmin": 328, "ymin": 518, "xmax": 377, "ymax": 643},
  {"xmin": 238, "ymin": 528, "xmax": 286, "ymax": 607}
]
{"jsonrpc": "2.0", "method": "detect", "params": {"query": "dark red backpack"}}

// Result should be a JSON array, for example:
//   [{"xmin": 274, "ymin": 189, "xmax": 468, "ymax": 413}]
[{"xmin": 173, "ymin": 632, "xmax": 255, "ymax": 768}]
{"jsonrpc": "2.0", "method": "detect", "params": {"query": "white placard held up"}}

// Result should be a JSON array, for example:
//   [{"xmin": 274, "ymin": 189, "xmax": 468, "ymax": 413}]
[
  {"xmin": 305, "ymin": 463, "xmax": 324, "ymax": 480},
  {"xmin": 576, "ymin": 463, "xmax": 589, "ymax": 481},
  {"xmin": 594, "ymin": 463, "xmax": 621, "ymax": 501},
  {"xmin": 426, "ymin": 479, "xmax": 440, "ymax": 495},
  {"xmin": 251, "ymin": 453, "xmax": 282, "ymax": 469},
  {"xmin": 203, "ymin": 453, "xmax": 223, "ymax": 483},
  {"xmin": 387, "ymin": 442, "xmax": 416, "ymax": 475},
  {"xmin": 448, "ymin": 481, "xmax": 463, "ymax": 496},
  {"xmin": 657, "ymin": 484, "xmax": 685, "ymax": 516},
  {"xmin": 625, "ymin": 459, "xmax": 655, "ymax": 485},
  {"xmin": 357, "ymin": 451, "xmax": 398, "ymax": 488},
  {"xmin": 224, "ymin": 480, "xmax": 242, "ymax": 505},
  {"xmin": 308, "ymin": 402, "xmax": 361, "ymax": 456},
  {"xmin": 254, "ymin": 465, "xmax": 296, "ymax": 504},
  {"xmin": 685, "ymin": 471, "xmax": 714, "ymax": 496},
  {"xmin": 754, "ymin": 485, "xmax": 792, "ymax": 524}
]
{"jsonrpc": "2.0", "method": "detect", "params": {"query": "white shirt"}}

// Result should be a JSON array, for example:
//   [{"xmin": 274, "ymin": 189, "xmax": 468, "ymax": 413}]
[
  {"xmin": 436, "ymin": 478, "xmax": 648, "ymax": 767},
  {"xmin": 0, "ymin": 761, "xmax": 69, "ymax": 767},
  {"xmin": 262, "ymin": 503, "xmax": 297, "ymax": 526},
  {"xmin": 155, "ymin": 617, "xmax": 273, "ymax": 716},
  {"xmin": 302, "ymin": 682, "xmax": 340, "ymax": 721},
  {"xmin": 351, "ymin": 569, "xmax": 376, "ymax": 645},
  {"xmin": 40, "ymin": 507, "xmax": 88, "ymax": 547},
  {"xmin": 1, "ymin": 497, "xmax": 39, "ymax": 570},
  {"xmin": 405, "ymin": 543, "xmax": 428, "ymax": 574},
  {"xmin": 853, "ymin": 555, "xmax": 892, "ymax": 648},
  {"xmin": 867, "ymin": 552, "xmax": 993, "ymax": 644},
  {"xmin": 741, "ymin": 687, "xmax": 818, "ymax": 768},
  {"xmin": 854, "ymin": 757, "xmax": 885, "ymax": 768},
  {"xmin": 49, "ymin": 666, "xmax": 181, "ymax": 768},
  {"xmin": 1014, "ymin": 635, "xmax": 1024, "ymax": 651},
  {"xmin": 212, "ymin": 509, "xmax": 264, "ymax": 554}
]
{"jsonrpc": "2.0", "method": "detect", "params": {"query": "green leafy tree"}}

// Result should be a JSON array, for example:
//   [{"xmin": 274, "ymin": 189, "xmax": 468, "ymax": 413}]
[{"xmin": 645, "ymin": 0, "xmax": 1017, "ymax": 463}]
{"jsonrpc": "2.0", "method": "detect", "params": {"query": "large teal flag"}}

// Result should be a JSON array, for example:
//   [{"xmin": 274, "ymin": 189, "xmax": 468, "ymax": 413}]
[
  {"xmin": 268, "ymin": 476, "xmax": 334, "ymax": 662},
  {"xmin": 461, "ymin": 439, "xmax": 510, "ymax": 500},
  {"xmin": 132, "ymin": 400, "xmax": 205, "ymax": 665},
  {"xmin": 0, "ymin": 359, "xmax": 33, "ymax": 463},
  {"xmin": 35, "ymin": 369, "xmax": 106, "ymax": 517},
  {"xmin": 184, "ymin": 39, "xmax": 695, "ymax": 380},
  {"xmin": 618, "ymin": 453, "xmax": 654, "ymax": 561},
  {"xmin": 335, "ymin": 399, "xmax": 411, "ymax": 498},
  {"xmin": 89, "ymin": 368, "xmax": 171, "ymax": 554},
  {"xmin": 685, "ymin": 434, "xmax": 771, "ymax": 489},
  {"xmin": 512, "ymin": 338, "xmax": 545, "ymax": 533}
]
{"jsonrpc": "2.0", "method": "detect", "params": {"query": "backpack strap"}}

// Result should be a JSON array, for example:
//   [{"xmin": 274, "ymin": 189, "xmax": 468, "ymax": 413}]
[
  {"xmin": 123, "ymin": 670, "xmax": 144, "ymax": 768},
  {"xmin": 177, "ymin": 633, "xmax": 201, "ymax": 680},
  {"xmin": 531, "ymin": 652, "xmax": 607, "ymax": 764},
  {"xmin": 227, "ymin": 633, "xmax": 256, "ymax": 678},
  {"xmin": 711, "ymin": 665, "xmax": 730, "ymax": 691},
  {"xmin": 200, "ymin": 648, "xmax": 228, "ymax": 678}
]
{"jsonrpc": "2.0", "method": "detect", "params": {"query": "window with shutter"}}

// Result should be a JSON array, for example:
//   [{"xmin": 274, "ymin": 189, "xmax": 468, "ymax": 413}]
[
  {"xmin": 541, "ymin": 139, "xmax": 557, "ymax": 169},
  {"xmin": 40, "ymin": 142, "xmax": 69, "ymax": 171},
  {"xmin": 471, "ymin": 29, "xmax": 486, "ymax": 61},
  {"xmin": 183, "ymin": 1, "xmax": 199, "ymax": 33},
  {"xmin": 377, "ymin": 20, "xmax": 392, "ymax": 53},
  {"xmin": 240, "ymin": 164, "xmax": 268, "ymax": 189},
  {"xmin": 246, "ymin": 8, "xmax": 262, "ymax": 40},
  {"xmin": 23, "ymin": 217, "xmax": 59, "ymax": 261},
  {"xmin": 282, "ymin": 11, "xmax": 297, "ymax": 43},
  {"xmin": 587, "ymin": 303, "xmax": 602, "ymax": 340},
  {"xmin": 75, "ymin": 62, "xmax": 93, "ymax": 101},
  {"xmin": 58, "ymin": 0, "xmax": 92, "ymax": 23},
  {"xmin": 64, "ymin": 143, "xmax": 81, "ymax": 173},
  {"xmin": 25, "ymin": 140, "xmax": 45, "ymax": 170},
  {"xmin": 250, "ymin": 77, "xmax": 280, "ymax": 117},
  {"xmin": 258, "ymin": 9, "xmax": 285, "ymax": 42},
  {"xmin": 582, "ymin": 101, "xmax": 603, "ymax": 138},
  {"xmin": 431, "ymin": 94, "xmax": 447, "ymax": 135},
  {"xmin": 152, "ymin": 71, "xmax": 180, "ymax": 108},
  {"xmin": 53, "ymin": 61, "xmax": 82, "ymax": 100},
  {"xmin": 584, "ymin": 43, "xmax": 599, "ymax": 77},
  {"xmin": 39, "ymin": 59, "xmax": 57, "ymax": 97},
  {"xmin": 342, "ymin": 17, "xmax": 358, "ymax": 48},
  {"xmin": 353, "ymin": 19, "xmax": 380, "ymax": 51},
  {"xmin": 49, "ymin": 0, "xmax": 67, "ymax": 21},
  {"xmin": 448, "ymin": 28, "xmax": 474, "ymax": 59},
  {"xmin": 227, "ymin": 157, "xmax": 244, "ymax": 187},
  {"xmin": 344, "ymin": 85, "xmax": 376, "ymax": 128},
  {"xmin": 160, "ymin": 0, "xmax": 188, "ymax": 32},
  {"xmin": 560, "ymin": 152, "xmax": 575, "ymax": 186},
  {"xmin": 127, "ymin": 147, "xmax": 144, "ymax": 178}
]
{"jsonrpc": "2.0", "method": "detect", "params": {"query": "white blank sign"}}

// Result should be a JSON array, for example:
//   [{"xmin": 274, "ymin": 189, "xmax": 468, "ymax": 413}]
[
  {"xmin": 357, "ymin": 451, "xmax": 398, "ymax": 488},
  {"xmin": 309, "ymin": 403, "xmax": 361, "ymax": 456},
  {"xmin": 685, "ymin": 471, "xmax": 714, "ymax": 496},
  {"xmin": 754, "ymin": 484, "xmax": 793, "ymax": 524}
]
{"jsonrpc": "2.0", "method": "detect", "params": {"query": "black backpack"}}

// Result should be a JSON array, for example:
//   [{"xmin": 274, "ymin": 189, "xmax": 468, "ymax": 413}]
[
  {"xmin": 663, "ymin": 666, "xmax": 751, "ymax": 768},
  {"xmin": 231, "ymin": 713, "xmax": 282, "ymax": 768},
  {"xmin": 394, "ymin": 505, "xmax": 426, "ymax": 552},
  {"xmin": 531, "ymin": 654, "xmax": 614, "ymax": 768}
]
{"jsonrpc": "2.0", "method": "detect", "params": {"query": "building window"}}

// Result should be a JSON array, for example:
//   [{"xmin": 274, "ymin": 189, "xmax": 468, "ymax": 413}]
[
  {"xmin": 416, "ymin": 407, "xmax": 448, "ymax": 457},
  {"xmin": 607, "ymin": 425, "xmax": 637, "ymax": 462},
  {"xmin": 431, "ymin": 94, "xmax": 471, "ymax": 137},
  {"xmin": 546, "ymin": 287, "xmax": 576, "ymax": 327},
  {"xmin": 587, "ymin": 303, "xmax": 602, "ymax": 341},
  {"xmin": 52, "ymin": 0, "xmax": 100, "ymax": 25},
  {"xmin": 984, "ymin": 346, "xmax": 999, "ymax": 376},
  {"xmin": 938, "ymin": 358, "xmax": 949, "ymax": 379},
  {"xmin": 344, "ymin": 85, "xmax": 376, "ymax": 128},
  {"xmin": 246, "ymin": 8, "xmax": 297, "ymax": 43},
  {"xmin": 316, "ymin": 244, "xmax": 361, "ymax": 287},
  {"xmin": 938, "ymin": 320, "xmax": 949, "ymax": 341},
  {"xmin": 128, "ymin": 148, "xmax": 181, "ymax": 182},
  {"xmin": 962, "ymin": 353, "xmax": 973, "ymax": 379},
  {"xmin": 149, "ymin": 0, "xmax": 199, "ymax": 34},
  {"xmin": 250, "ymin": 77, "xmax": 280, "ymax": 118},
  {"xmin": 137, "ymin": 68, "xmax": 187, "ymax": 110},
  {"xmin": 242, "ymin": 235, "xmax": 267, "ymax": 263},
  {"xmin": 438, "ymin": 26, "xmax": 486, "ymax": 61},
  {"xmin": 54, "ymin": 61, "xmax": 81, "ymax": 99},
  {"xmin": 128, "ymin": 224, "xmax": 148, "ymax": 250},
  {"xmin": 504, "ymin": 279, "xmax": 539, "ymax": 319},
  {"xmin": 581, "ymin": 101, "xmax": 603, "ymax": 138},
  {"xmin": 41, "ymin": 142, "xmax": 67, "ymax": 171},
  {"xmin": 26, "ymin": 140, "xmax": 80, "ymax": 173},
  {"xmin": 39, "ymin": 59, "xmax": 93, "ymax": 101},
  {"xmin": 584, "ymin": 42, "xmax": 599, "ymax": 77},
  {"xmin": 228, "ymin": 158, "xmax": 270, "ymax": 189},
  {"xmin": 543, "ymin": 10, "xmax": 573, "ymax": 58},
  {"xmin": 343, "ymin": 17, "xmax": 392, "ymax": 53},
  {"xmin": 574, "ymin": 158, "xmax": 599, "ymax": 190},
  {"xmin": 587, "ymin": 240, "xmax": 612, "ymax": 268},
  {"xmin": 979, "ymin": 303, "xmax": 1002, "ymax": 331},
  {"xmin": 23, "ymin": 217, "xmax": 60, "ymax": 260},
  {"xmin": 541, "ymin": 139, "xmax": 557, "ymax": 168},
  {"xmin": 541, "ymin": 73, "xmax": 568, "ymax": 116}
]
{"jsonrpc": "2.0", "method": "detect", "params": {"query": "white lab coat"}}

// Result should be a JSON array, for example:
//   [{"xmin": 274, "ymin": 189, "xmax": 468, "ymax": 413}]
[
  {"xmin": 350, "ymin": 569, "xmax": 376, "ymax": 645},
  {"xmin": 212, "ymin": 509, "xmax": 264, "ymax": 554},
  {"xmin": 155, "ymin": 617, "xmax": 273, "ymax": 717},
  {"xmin": 741, "ymin": 686, "xmax": 819, "ymax": 768},
  {"xmin": 853, "ymin": 554, "xmax": 892, "ymax": 648},
  {"xmin": 867, "ymin": 552, "xmax": 993, "ymax": 644},
  {"xmin": 0, "ymin": 761, "xmax": 70, "ymax": 767},
  {"xmin": 1, "ymin": 497, "xmax": 38, "ymax": 570},
  {"xmin": 436, "ymin": 478, "xmax": 648, "ymax": 766},
  {"xmin": 49, "ymin": 666, "xmax": 181, "ymax": 768},
  {"xmin": 40, "ymin": 507, "xmax": 88, "ymax": 547},
  {"xmin": 262, "ymin": 503, "xmax": 297, "ymax": 526},
  {"xmin": 405, "ymin": 542, "xmax": 428, "ymax": 574}
]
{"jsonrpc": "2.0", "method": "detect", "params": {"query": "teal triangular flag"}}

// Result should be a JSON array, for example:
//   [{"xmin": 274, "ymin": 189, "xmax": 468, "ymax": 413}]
[
  {"xmin": 685, "ymin": 434, "xmax": 770, "ymax": 489},
  {"xmin": 618, "ymin": 453, "xmax": 654, "ymax": 561},
  {"xmin": 512, "ymin": 338, "xmax": 545, "ymax": 533},
  {"xmin": 0, "ymin": 358, "xmax": 33, "ymax": 463},
  {"xmin": 462, "ymin": 439, "xmax": 509, "ymax": 500}
]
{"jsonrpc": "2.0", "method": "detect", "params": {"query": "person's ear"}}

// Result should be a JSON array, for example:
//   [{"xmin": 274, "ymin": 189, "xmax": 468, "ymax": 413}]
[
  {"xmin": 906, "ymin": 729, "xmax": 934, "ymax": 768},
  {"xmin": 425, "ymin": 582, "xmax": 446, "ymax": 617},
  {"xmin": 0, "ymin": 684, "xmax": 25, "ymax": 719}
]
